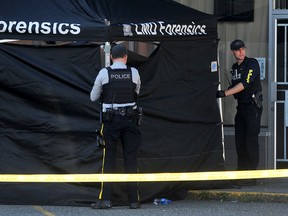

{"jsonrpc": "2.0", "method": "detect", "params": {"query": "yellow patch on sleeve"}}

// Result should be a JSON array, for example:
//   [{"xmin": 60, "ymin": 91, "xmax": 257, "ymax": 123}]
[{"xmin": 246, "ymin": 69, "xmax": 253, "ymax": 83}]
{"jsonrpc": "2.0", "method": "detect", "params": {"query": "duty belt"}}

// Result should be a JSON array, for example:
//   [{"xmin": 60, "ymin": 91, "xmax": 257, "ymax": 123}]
[{"xmin": 106, "ymin": 107, "xmax": 135, "ymax": 117}]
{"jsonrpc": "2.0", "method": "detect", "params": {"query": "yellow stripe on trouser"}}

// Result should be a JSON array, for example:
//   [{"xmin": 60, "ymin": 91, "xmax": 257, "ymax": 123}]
[
  {"xmin": 98, "ymin": 147, "xmax": 106, "ymax": 199},
  {"xmin": 99, "ymin": 123, "xmax": 105, "ymax": 199},
  {"xmin": 0, "ymin": 169, "xmax": 287, "ymax": 182}
]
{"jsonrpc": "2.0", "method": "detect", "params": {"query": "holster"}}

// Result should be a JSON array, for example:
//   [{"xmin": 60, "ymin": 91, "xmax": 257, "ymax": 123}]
[
  {"xmin": 95, "ymin": 124, "xmax": 105, "ymax": 148},
  {"xmin": 103, "ymin": 109, "xmax": 114, "ymax": 122},
  {"xmin": 136, "ymin": 107, "xmax": 143, "ymax": 126},
  {"xmin": 252, "ymin": 91, "xmax": 263, "ymax": 109}
]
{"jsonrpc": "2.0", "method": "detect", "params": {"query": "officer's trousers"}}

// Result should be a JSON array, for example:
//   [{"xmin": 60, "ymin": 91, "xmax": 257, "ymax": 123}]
[
  {"xmin": 99, "ymin": 114, "xmax": 141, "ymax": 203},
  {"xmin": 235, "ymin": 103, "xmax": 262, "ymax": 170}
]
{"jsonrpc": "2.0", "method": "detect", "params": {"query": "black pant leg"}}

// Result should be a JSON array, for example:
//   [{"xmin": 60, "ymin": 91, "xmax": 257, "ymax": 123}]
[
  {"xmin": 235, "ymin": 105, "xmax": 248, "ymax": 170},
  {"xmin": 99, "ymin": 145, "xmax": 117, "ymax": 200},
  {"xmin": 245, "ymin": 105, "xmax": 262, "ymax": 169},
  {"xmin": 99, "ymin": 121, "xmax": 119, "ymax": 201},
  {"xmin": 235, "ymin": 104, "xmax": 262, "ymax": 170},
  {"xmin": 121, "ymin": 117, "xmax": 141, "ymax": 202}
]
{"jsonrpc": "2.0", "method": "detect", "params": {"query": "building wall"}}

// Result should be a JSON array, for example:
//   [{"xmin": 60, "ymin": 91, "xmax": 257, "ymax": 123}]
[
  {"xmin": 176, "ymin": 0, "xmax": 271, "ymax": 169},
  {"xmin": 177, "ymin": 0, "xmax": 269, "ymax": 127}
]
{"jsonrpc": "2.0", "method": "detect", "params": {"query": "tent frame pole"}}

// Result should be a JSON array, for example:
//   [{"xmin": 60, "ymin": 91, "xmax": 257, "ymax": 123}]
[
  {"xmin": 217, "ymin": 49, "xmax": 226, "ymax": 162},
  {"xmin": 104, "ymin": 42, "xmax": 111, "ymax": 67}
]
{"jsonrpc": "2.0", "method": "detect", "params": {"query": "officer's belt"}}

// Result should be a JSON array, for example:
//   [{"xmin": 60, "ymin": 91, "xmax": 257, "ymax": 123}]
[{"xmin": 106, "ymin": 107, "xmax": 135, "ymax": 116}]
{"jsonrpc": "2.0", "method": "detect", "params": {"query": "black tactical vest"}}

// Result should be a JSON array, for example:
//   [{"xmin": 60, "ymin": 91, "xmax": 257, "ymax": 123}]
[{"xmin": 102, "ymin": 67, "xmax": 137, "ymax": 104}]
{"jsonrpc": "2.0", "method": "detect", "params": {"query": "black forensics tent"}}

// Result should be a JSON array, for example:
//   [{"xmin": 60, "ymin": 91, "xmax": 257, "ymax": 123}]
[
  {"xmin": 0, "ymin": 0, "xmax": 223, "ymax": 205},
  {"xmin": 0, "ymin": 0, "xmax": 217, "ymax": 41}
]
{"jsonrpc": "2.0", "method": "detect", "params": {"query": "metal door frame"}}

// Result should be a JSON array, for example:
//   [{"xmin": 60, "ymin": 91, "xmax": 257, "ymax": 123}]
[{"xmin": 269, "ymin": 0, "xmax": 288, "ymax": 168}]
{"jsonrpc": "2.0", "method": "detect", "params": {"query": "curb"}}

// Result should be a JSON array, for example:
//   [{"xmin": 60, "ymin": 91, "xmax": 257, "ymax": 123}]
[{"xmin": 187, "ymin": 190, "xmax": 288, "ymax": 203}]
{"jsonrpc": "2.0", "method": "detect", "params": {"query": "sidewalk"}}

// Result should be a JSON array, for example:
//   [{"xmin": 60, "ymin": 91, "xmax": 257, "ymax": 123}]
[{"xmin": 187, "ymin": 178, "xmax": 288, "ymax": 203}]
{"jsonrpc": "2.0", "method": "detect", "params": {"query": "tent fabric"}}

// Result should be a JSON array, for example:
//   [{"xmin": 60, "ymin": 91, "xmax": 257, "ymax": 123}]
[
  {"xmin": 0, "ymin": 44, "xmax": 103, "ymax": 205},
  {"xmin": 0, "ymin": 0, "xmax": 223, "ymax": 206},
  {"xmin": 0, "ymin": 40, "xmax": 223, "ymax": 205},
  {"xmin": 0, "ymin": 0, "xmax": 217, "ymax": 42}
]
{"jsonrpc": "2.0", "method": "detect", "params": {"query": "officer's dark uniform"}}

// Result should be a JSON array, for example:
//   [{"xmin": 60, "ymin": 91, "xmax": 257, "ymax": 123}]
[
  {"xmin": 99, "ymin": 66, "xmax": 141, "ymax": 203},
  {"xmin": 230, "ymin": 56, "xmax": 262, "ymax": 170}
]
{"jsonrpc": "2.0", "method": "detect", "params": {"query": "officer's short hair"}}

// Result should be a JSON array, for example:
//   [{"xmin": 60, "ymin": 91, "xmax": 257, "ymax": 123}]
[{"xmin": 111, "ymin": 44, "xmax": 127, "ymax": 59}]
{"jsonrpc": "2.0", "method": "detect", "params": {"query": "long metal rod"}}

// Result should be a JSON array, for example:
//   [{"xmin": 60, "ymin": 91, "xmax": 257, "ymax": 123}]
[
  {"xmin": 285, "ymin": 92, "xmax": 287, "ymax": 160},
  {"xmin": 274, "ymin": 17, "xmax": 278, "ymax": 168},
  {"xmin": 285, "ymin": 26, "xmax": 287, "ymax": 82},
  {"xmin": 217, "ymin": 47, "xmax": 225, "ymax": 162}
]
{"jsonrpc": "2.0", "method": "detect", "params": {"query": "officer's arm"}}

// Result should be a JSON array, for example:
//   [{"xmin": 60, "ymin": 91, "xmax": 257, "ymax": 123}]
[
  {"xmin": 132, "ymin": 68, "xmax": 141, "ymax": 94},
  {"xmin": 90, "ymin": 69, "xmax": 106, "ymax": 102},
  {"xmin": 241, "ymin": 59, "xmax": 260, "ymax": 89},
  {"xmin": 224, "ymin": 82, "xmax": 244, "ymax": 97}
]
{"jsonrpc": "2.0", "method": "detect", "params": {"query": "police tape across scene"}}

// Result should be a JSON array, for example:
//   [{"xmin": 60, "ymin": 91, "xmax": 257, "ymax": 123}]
[{"xmin": 0, "ymin": 169, "xmax": 287, "ymax": 183}]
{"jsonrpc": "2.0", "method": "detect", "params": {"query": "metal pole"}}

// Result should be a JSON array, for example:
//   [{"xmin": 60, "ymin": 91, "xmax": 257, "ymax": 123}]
[
  {"xmin": 217, "ymin": 48, "xmax": 226, "ymax": 162},
  {"xmin": 104, "ymin": 42, "xmax": 111, "ymax": 67}
]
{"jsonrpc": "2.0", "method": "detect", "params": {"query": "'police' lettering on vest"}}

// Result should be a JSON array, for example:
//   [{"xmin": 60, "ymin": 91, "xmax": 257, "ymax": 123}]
[{"xmin": 110, "ymin": 72, "xmax": 131, "ymax": 81}]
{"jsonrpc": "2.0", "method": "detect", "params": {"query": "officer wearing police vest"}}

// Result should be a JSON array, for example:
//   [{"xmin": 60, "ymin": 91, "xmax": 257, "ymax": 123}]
[
  {"xmin": 217, "ymin": 39, "xmax": 263, "ymax": 186},
  {"xmin": 90, "ymin": 44, "xmax": 141, "ymax": 209}
]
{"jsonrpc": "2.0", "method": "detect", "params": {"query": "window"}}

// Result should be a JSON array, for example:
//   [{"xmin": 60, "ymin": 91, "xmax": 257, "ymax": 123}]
[{"xmin": 214, "ymin": 0, "xmax": 254, "ymax": 22}]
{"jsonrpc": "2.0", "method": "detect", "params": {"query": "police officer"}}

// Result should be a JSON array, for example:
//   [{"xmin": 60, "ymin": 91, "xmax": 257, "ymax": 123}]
[
  {"xmin": 217, "ymin": 39, "xmax": 262, "ymax": 186},
  {"xmin": 90, "ymin": 44, "xmax": 141, "ymax": 209}
]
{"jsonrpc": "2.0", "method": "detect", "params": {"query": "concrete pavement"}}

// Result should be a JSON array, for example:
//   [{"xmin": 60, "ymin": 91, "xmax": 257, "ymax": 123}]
[{"xmin": 187, "ymin": 178, "xmax": 288, "ymax": 203}]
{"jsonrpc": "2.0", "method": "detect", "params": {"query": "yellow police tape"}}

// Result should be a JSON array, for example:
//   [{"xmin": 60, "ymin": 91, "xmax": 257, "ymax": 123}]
[{"xmin": 0, "ymin": 169, "xmax": 287, "ymax": 183}]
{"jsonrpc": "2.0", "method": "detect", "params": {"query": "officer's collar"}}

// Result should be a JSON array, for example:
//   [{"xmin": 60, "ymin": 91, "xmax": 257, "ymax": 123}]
[{"xmin": 111, "ymin": 61, "xmax": 127, "ymax": 68}]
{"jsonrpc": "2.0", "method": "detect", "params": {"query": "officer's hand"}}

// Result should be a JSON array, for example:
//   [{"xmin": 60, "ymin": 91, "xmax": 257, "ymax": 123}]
[{"xmin": 216, "ymin": 90, "xmax": 226, "ymax": 98}]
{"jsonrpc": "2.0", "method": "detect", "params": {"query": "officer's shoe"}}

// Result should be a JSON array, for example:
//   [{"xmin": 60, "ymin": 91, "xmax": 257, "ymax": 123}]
[
  {"xmin": 129, "ymin": 202, "xmax": 141, "ymax": 209},
  {"xmin": 91, "ymin": 200, "xmax": 112, "ymax": 209}
]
